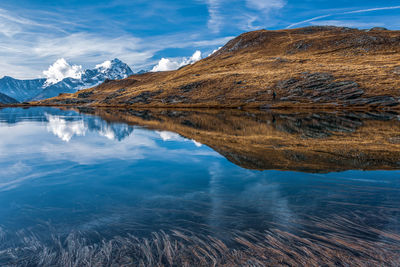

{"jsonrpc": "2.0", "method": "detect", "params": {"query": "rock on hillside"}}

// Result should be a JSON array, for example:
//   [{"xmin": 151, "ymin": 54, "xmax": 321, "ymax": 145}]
[{"xmin": 37, "ymin": 26, "xmax": 400, "ymax": 110}]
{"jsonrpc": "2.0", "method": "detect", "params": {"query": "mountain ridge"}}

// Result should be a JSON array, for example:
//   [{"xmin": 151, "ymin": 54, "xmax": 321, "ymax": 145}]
[
  {"xmin": 34, "ymin": 26, "xmax": 400, "ymax": 110},
  {"xmin": 0, "ymin": 92, "xmax": 18, "ymax": 104},
  {"xmin": 0, "ymin": 58, "xmax": 133, "ymax": 103}
]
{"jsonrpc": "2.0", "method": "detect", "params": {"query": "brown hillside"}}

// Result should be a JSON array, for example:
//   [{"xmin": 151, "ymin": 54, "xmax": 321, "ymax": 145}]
[
  {"xmin": 37, "ymin": 26, "xmax": 400, "ymax": 109},
  {"xmin": 73, "ymin": 107, "xmax": 400, "ymax": 173}
]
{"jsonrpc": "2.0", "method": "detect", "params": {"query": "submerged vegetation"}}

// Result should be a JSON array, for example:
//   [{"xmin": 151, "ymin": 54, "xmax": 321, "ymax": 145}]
[
  {"xmin": 0, "ymin": 107, "xmax": 399, "ymax": 266},
  {"xmin": 1, "ymin": 212, "xmax": 399, "ymax": 266}
]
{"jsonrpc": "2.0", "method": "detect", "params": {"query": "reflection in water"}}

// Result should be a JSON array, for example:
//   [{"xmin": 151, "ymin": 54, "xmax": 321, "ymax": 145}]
[
  {"xmin": 46, "ymin": 113, "xmax": 134, "ymax": 142},
  {"xmin": 0, "ymin": 107, "xmax": 399, "ymax": 266},
  {"xmin": 78, "ymin": 107, "xmax": 400, "ymax": 172}
]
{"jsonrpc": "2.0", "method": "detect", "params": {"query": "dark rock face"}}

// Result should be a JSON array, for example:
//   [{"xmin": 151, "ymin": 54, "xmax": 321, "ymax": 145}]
[
  {"xmin": 178, "ymin": 81, "xmax": 206, "ymax": 93},
  {"xmin": 278, "ymin": 73, "xmax": 364, "ymax": 103},
  {"xmin": 277, "ymin": 72, "xmax": 399, "ymax": 108},
  {"xmin": 77, "ymin": 91, "xmax": 94, "ymax": 98},
  {"xmin": 161, "ymin": 95, "xmax": 190, "ymax": 104},
  {"xmin": 345, "ymin": 95, "xmax": 399, "ymax": 107},
  {"xmin": 368, "ymin": 27, "xmax": 389, "ymax": 32},
  {"xmin": 126, "ymin": 90, "xmax": 163, "ymax": 104},
  {"xmin": 287, "ymin": 41, "xmax": 312, "ymax": 54},
  {"xmin": 51, "ymin": 98, "xmax": 94, "ymax": 105},
  {"xmin": 273, "ymin": 113, "xmax": 364, "ymax": 138},
  {"xmin": 294, "ymin": 26, "xmax": 354, "ymax": 34}
]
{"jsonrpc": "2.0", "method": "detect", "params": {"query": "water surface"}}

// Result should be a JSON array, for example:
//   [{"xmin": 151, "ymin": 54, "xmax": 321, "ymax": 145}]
[{"xmin": 0, "ymin": 107, "xmax": 399, "ymax": 266}]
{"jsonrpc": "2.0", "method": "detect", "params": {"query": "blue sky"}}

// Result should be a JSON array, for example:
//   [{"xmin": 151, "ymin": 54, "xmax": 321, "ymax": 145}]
[{"xmin": 1, "ymin": 0, "xmax": 399, "ymax": 79}]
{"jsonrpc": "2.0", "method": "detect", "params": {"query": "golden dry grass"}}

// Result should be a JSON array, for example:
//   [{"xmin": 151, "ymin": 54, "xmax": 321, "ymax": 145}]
[
  {"xmin": 34, "ymin": 26, "xmax": 400, "ymax": 110},
  {"xmin": 72, "ymin": 107, "xmax": 400, "ymax": 172}
]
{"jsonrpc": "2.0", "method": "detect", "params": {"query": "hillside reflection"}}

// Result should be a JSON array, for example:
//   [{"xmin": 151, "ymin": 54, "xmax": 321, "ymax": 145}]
[{"xmin": 75, "ymin": 108, "xmax": 400, "ymax": 172}]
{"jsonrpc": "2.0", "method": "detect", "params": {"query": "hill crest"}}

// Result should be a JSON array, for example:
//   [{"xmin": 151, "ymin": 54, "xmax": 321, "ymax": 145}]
[{"xmin": 32, "ymin": 26, "xmax": 400, "ymax": 110}]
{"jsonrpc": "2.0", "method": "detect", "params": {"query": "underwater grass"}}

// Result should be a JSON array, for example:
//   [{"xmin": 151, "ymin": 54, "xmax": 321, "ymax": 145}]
[{"xmin": 1, "ymin": 214, "xmax": 399, "ymax": 267}]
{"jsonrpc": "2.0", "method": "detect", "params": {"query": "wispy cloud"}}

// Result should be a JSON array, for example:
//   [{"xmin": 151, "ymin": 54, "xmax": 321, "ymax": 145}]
[
  {"xmin": 204, "ymin": 0, "xmax": 286, "ymax": 33},
  {"xmin": 286, "ymin": 15, "xmax": 332, "ymax": 29},
  {"xmin": 0, "ymin": 5, "xmax": 232, "ymax": 78},
  {"xmin": 1, "ymin": 2, "xmax": 398, "ymax": 79},
  {"xmin": 245, "ymin": 0, "xmax": 286, "ymax": 13},
  {"xmin": 205, "ymin": 0, "xmax": 224, "ymax": 33},
  {"xmin": 343, "ymin": 6, "xmax": 400, "ymax": 14},
  {"xmin": 287, "ymin": 6, "xmax": 400, "ymax": 29}
]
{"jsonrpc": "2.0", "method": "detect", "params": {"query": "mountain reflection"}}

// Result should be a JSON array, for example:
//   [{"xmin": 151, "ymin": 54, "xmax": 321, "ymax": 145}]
[
  {"xmin": 1, "ymin": 107, "xmax": 400, "ymax": 172},
  {"xmin": 45, "ymin": 114, "xmax": 134, "ymax": 142},
  {"xmin": 75, "ymin": 108, "xmax": 400, "ymax": 173},
  {"xmin": 0, "ymin": 107, "xmax": 134, "ymax": 142},
  {"xmin": 0, "ymin": 107, "xmax": 399, "ymax": 266}
]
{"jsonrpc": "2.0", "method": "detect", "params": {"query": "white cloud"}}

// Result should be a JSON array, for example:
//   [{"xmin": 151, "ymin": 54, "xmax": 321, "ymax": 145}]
[
  {"xmin": 151, "ymin": 50, "xmax": 202, "ymax": 72},
  {"xmin": 205, "ymin": 0, "xmax": 224, "ymax": 33},
  {"xmin": 0, "ymin": 8, "xmax": 44, "ymax": 37},
  {"xmin": 157, "ymin": 131, "xmax": 203, "ymax": 147},
  {"xmin": 46, "ymin": 114, "xmax": 86, "ymax": 142},
  {"xmin": 0, "ymin": 5, "xmax": 235, "ymax": 79},
  {"xmin": 151, "ymin": 58, "xmax": 180, "ymax": 72},
  {"xmin": 204, "ymin": 0, "xmax": 286, "ymax": 33},
  {"xmin": 95, "ymin": 60, "xmax": 112, "ymax": 72},
  {"xmin": 43, "ymin": 58, "xmax": 83, "ymax": 86},
  {"xmin": 192, "ymin": 140, "xmax": 203, "ymax": 147},
  {"xmin": 246, "ymin": 0, "xmax": 286, "ymax": 12},
  {"xmin": 157, "ymin": 131, "xmax": 182, "ymax": 141}
]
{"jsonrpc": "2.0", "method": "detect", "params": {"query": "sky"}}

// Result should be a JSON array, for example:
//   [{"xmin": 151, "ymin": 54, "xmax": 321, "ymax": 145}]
[{"xmin": 1, "ymin": 0, "xmax": 400, "ymax": 79}]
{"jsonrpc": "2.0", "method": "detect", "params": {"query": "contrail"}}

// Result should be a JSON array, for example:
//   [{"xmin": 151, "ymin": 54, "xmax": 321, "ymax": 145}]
[
  {"xmin": 344, "ymin": 6, "xmax": 400, "ymax": 14},
  {"xmin": 286, "ymin": 14, "xmax": 332, "ymax": 29},
  {"xmin": 286, "ymin": 6, "xmax": 400, "ymax": 29}
]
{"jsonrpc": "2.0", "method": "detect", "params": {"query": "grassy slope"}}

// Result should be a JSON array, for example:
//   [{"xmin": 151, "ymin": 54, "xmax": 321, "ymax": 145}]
[{"xmin": 38, "ymin": 26, "xmax": 400, "ymax": 109}]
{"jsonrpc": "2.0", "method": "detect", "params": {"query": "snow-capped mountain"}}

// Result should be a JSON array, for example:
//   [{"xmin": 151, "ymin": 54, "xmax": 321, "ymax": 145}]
[
  {"xmin": 0, "ymin": 58, "xmax": 133, "ymax": 103},
  {"xmin": 0, "ymin": 92, "xmax": 18, "ymax": 104},
  {"xmin": 0, "ymin": 76, "xmax": 46, "ymax": 102}
]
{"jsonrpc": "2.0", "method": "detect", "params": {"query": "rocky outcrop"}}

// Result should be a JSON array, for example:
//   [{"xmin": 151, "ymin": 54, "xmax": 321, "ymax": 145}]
[
  {"xmin": 124, "ymin": 90, "xmax": 163, "ymax": 104},
  {"xmin": 277, "ymin": 73, "xmax": 399, "ymax": 108}
]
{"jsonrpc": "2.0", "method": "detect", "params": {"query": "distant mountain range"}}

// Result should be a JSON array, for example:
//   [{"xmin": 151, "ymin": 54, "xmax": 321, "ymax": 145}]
[
  {"xmin": 0, "ymin": 58, "xmax": 134, "ymax": 103},
  {"xmin": 0, "ymin": 92, "xmax": 18, "ymax": 104}
]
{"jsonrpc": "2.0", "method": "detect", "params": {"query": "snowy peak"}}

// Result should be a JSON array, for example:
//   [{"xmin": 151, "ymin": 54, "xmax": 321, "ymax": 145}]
[
  {"xmin": 94, "ymin": 58, "xmax": 133, "ymax": 79},
  {"xmin": 81, "ymin": 58, "xmax": 133, "ymax": 85},
  {"xmin": 0, "ymin": 58, "xmax": 134, "ymax": 102}
]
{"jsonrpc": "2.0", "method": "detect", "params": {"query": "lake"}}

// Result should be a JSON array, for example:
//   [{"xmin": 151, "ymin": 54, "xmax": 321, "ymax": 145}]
[{"xmin": 0, "ymin": 107, "xmax": 399, "ymax": 266}]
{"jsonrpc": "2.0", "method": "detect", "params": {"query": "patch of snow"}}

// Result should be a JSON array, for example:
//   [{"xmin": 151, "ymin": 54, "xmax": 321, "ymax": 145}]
[{"xmin": 95, "ymin": 60, "xmax": 112, "ymax": 72}]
